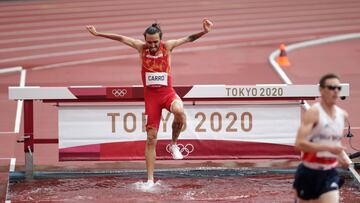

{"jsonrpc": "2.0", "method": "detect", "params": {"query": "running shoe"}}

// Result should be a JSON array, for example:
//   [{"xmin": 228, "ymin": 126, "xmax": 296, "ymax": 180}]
[{"xmin": 169, "ymin": 144, "xmax": 184, "ymax": 160}]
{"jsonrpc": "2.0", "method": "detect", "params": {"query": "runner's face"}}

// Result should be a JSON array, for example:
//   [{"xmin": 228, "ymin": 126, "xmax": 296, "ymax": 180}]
[
  {"xmin": 320, "ymin": 78, "xmax": 341, "ymax": 105},
  {"xmin": 145, "ymin": 33, "xmax": 161, "ymax": 55}
]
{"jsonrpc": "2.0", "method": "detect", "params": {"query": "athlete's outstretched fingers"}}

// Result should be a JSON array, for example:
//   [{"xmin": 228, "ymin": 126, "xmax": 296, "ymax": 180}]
[
  {"xmin": 202, "ymin": 19, "xmax": 213, "ymax": 33},
  {"xmin": 86, "ymin": 26, "xmax": 98, "ymax": 36},
  {"xmin": 204, "ymin": 19, "xmax": 213, "ymax": 26}
]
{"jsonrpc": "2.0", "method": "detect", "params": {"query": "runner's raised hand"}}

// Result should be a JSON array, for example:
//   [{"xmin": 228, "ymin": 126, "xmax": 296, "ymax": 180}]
[
  {"xmin": 203, "ymin": 19, "xmax": 213, "ymax": 33},
  {"xmin": 86, "ymin": 25, "xmax": 99, "ymax": 36}
]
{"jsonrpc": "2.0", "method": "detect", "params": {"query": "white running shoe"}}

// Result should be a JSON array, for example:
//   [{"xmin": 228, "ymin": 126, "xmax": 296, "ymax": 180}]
[{"xmin": 169, "ymin": 144, "xmax": 184, "ymax": 160}]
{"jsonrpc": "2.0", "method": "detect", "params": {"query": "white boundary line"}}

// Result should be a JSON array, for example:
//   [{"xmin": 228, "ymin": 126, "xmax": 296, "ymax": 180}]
[
  {"xmin": 1, "ymin": 21, "xmax": 359, "ymax": 48},
  {"xmin": 268, "ymin": 32, "xmax": 360, "ymax": 188},
  {"xmin": 1, "ymin": 1, "xmax": 358, "ymax": 27},
  {"xmin": 0, "ymin": 66, "xmax": 24, "ymax": 134},
  {"xmin": 0, "ymin": 67, "xmax": 22, "ymax": 74},
  {"xmin": 0, "ymin": 132, "xmax": 16, "ymax": 134},
  {"xmin": 9, "ymin": 158, "xmax": 16, "ymax": 172},
  {"xmin": 2, "ymin": 12, "xmax": 360, "ymax": 40},
  {"xmin": 269, "ymin": 33, "xmax": 360, "ymax": 86},
  {"xmin": 0, "ymin": 27, "xmax": 332, "ymax": 62},
  {"xmin": 269, "ymin": 32, "xmax": 360, "ymax": 108},
  {"xmin": 0, "ymin": 157, "xmax": 16, "ymax": 203},
  {"xmin": 31, "ymin": 35, "xmax": 317, "ymax": 71},
  {"xmin": 6, "ymin": 158, "xmax": 15, "ymax": 203},
  {"xmin": 14, "ymin": 69, "xmax": 26, "ymax": 133}
]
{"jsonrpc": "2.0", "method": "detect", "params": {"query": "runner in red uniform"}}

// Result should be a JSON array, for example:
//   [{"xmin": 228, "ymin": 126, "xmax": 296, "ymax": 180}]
[
  {"xmin": 86, "ymin": 19, "xmax": 213, "ymax": 184},
  {"xmin": 141, "ymin": 40, "xmax": 178, "ymax": 131}
]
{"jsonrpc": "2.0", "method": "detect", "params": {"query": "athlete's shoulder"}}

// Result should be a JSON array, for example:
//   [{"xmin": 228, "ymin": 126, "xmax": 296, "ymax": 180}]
[
  {"xmin": 303, "ymin": 106, "xmax": 319, "ymax": 123},
  {"xmin": 160, "ymin": 41, "xmax": 171, "ymax": 54},
  {"xmin": 307, "ymin": 106, "xmax": 320, "ymax": 115}
]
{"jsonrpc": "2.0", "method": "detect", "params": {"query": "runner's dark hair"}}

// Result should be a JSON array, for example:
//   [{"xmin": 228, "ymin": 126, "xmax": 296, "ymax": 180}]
[
  {"xmin": 144, "ymin": 22, "xmax": 162, "ymax": 39},
  {"xmin": 319, "ymin": 73, "xmax": 340, "ymax": 87}
]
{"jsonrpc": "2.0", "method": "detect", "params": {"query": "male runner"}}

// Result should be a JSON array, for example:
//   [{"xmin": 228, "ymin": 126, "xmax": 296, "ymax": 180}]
[
  {"xmin": 86, "ymin": 19, "xmax": 213, "ymax": 184},
  {"xmin": 293, "ymin": 73, "xmax": 351, "ymax": 203}
]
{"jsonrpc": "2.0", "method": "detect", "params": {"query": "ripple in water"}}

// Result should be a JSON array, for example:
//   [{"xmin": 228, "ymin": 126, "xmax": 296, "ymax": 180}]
[{"xmin": 8, "ymin": 174, "xmax": 360, "ymax": 202}]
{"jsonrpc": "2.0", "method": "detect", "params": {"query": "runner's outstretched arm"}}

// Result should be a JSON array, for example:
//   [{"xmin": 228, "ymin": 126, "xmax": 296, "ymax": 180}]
[
  {"xmin": 165, "ymin": 19, "xmax": 213, "ymax": 51},
  {"xmin": 86, "ymin": 25, "xmax": 144, "ymax": 52}
]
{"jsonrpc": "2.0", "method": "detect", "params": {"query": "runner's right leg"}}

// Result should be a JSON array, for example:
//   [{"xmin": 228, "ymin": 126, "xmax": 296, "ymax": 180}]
[
  {"xmin": 144, "ymin": 93, "xmax": 162, "ymax": 181},
  {"xmin": 145, "ymin": 127, "xmax": 158, "ymax": 181}
]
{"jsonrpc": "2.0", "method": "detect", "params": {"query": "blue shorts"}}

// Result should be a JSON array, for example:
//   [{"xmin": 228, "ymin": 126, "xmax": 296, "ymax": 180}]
[{"xmin": 293, "ymin": 163, "xmax": 344, "ymax": 200}]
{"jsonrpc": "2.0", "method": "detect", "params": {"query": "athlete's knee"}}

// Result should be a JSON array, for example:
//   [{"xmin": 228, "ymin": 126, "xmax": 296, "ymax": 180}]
[
  {"xmin": 146, "ymin": 127, "xmax": 158, "ymax": 145},
  {"xmin": 171, "ymin": 100, "xmax": 184, "ymax": 114}
]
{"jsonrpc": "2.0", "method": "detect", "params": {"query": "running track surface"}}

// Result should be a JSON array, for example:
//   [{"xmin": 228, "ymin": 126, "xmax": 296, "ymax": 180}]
[{"xmin": 0, "ymin": 0, "xmax": 360, "ymax": 168}]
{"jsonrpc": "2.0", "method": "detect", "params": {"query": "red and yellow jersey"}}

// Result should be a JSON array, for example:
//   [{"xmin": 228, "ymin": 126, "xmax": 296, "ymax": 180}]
[{"xmin": 141, "ymin": 41, "xmax": 172, "ymax": 87}]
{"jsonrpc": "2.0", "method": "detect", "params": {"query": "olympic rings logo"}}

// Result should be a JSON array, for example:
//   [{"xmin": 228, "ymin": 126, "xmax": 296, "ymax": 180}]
[
  {"xmin": 112, "ymin": 89, "xmax": 127, "ymax": 97},
  {"xmin": 166, "ymin": 143, "xmax": 194, "ymax": 158}
]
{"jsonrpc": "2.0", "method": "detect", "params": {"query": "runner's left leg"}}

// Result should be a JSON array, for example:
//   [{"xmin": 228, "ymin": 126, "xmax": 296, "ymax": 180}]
[
  {"xmin": 170, "ymin": 99, "xmax": 185, "ymax": 144},
  {"xmin": 319, "ymin": 190, "xmax": 339, "ymax": 203}
]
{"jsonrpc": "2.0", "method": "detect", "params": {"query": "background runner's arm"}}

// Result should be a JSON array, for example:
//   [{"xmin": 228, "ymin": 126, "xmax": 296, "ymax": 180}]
[
  {"xmin": 86, "ymin": 25, "xmax": 144, "ymax": 52},
  {"xmin": 294, "ymin": 107, "xmax": 344, "ymax": 154},
  {"xmin": 165, "ymin": 19, "xmax": 213, "ymax": 51},
  {"xmin": 338, "ymin": 110, "xmax": 351, "ymax": 168},
  {"xmin": 338, "ymin": 151, "xmax": 351, "ymax": 168}
]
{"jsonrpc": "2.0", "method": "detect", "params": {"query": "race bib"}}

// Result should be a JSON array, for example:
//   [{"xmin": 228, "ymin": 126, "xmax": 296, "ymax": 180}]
[{"xmin": 145, "ymin": 72, "xmax": 168, "ymax": 86}]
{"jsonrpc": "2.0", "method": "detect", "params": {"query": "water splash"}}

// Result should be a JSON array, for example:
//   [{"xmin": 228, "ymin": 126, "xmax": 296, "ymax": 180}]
[{"xmin": 132, "ymin": 180, "xmax": 168, "ymax": 193}]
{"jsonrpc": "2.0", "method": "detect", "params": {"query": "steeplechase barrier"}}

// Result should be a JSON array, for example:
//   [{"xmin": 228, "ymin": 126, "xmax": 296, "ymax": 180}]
[{"xmin": 8, "ymin": 84, "xmax": 350, "ymax": 178}]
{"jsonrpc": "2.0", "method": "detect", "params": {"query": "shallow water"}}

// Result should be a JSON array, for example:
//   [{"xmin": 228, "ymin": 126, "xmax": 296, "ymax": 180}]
[{"xmin": 9, "ymin": 174, "xmax": 360, "ymax": 202}]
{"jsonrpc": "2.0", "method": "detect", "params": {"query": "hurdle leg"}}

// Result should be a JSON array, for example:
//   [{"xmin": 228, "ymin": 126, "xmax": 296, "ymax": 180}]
[
  {"xmin": 23, "ymin": 100, "xmax": 34, "ymax": 179},
  {"xmin": 170, "ymin": 101, "xmax": 185, "ymax": 144}
]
